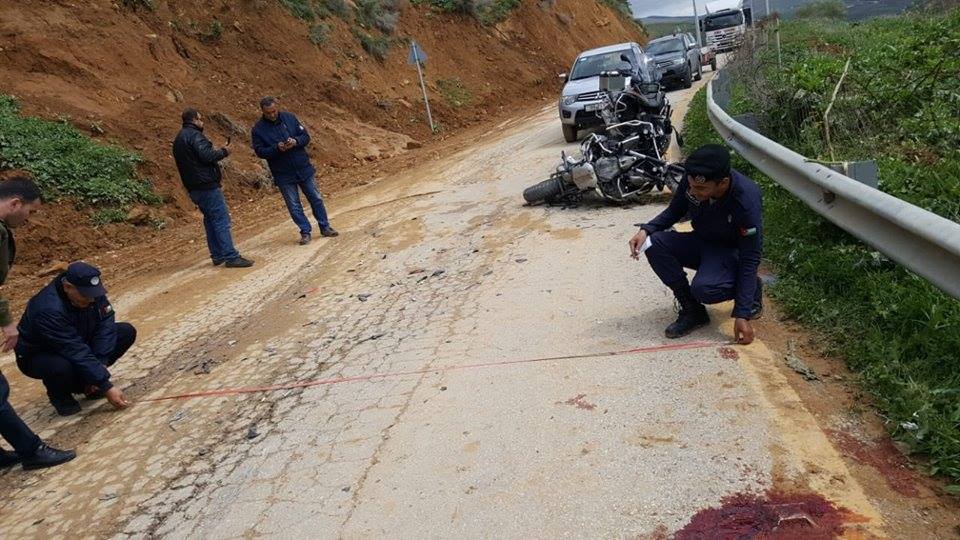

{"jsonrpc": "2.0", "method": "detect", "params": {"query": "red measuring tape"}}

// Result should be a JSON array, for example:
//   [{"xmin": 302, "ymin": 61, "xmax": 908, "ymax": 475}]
[{"xmin": 141, "ymin": 340, "xmax": 720, "ymax": 403}]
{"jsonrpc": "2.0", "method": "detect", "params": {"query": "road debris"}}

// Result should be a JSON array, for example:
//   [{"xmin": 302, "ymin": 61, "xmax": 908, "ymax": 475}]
[{"xmin": 246, "ymin": 426, "xmax": 260, "ymax": 440}]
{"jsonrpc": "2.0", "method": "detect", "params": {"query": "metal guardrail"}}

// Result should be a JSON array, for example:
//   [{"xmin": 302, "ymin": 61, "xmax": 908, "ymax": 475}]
[{"xmin": 705, "ymin": 73, "xmax": 960, "ymax": 299}]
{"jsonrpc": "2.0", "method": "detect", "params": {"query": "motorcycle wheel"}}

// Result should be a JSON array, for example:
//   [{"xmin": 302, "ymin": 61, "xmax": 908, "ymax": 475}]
[{"xmin": 523, "ymin": 177, "xmax": 565, "ymax": 205}]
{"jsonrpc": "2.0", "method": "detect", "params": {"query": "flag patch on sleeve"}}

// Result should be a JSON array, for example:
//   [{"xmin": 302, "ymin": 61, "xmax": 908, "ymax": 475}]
[{"xmin": 740, "ymin": 227, "xmax": 758, "ymax": 237}]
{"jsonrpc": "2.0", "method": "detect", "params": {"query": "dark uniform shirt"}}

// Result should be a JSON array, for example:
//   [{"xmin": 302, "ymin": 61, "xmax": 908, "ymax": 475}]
[
  {"xmin": 251, "ymin": 111, "xmax": 315, "ymax": 185},
  {"xmin": 641, "ymin": 169, "xmax": 763, "ymax": 318},
  {"xmin": 16, "ymin": 277, "xmax": 118, "ymax": 390}
]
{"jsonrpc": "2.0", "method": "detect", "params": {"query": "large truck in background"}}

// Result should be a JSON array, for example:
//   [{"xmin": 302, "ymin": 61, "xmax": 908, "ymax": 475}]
[{"xmin": 700, "ymin": 2, "xmax": 753, "ymax": 52}]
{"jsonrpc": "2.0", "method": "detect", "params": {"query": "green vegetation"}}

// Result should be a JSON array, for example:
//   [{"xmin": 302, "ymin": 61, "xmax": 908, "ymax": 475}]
[
  {"xmin": 279, "ymin": 0, "xmax": 353, "ymax": 22},
  {"xmin": 794, "ymin": 0, "xmax": 847, "ymax": 19},
  {"xmin": 643, "ymin": 21, "xmax": 695, "ymax": 39},
  {"xmin": 91, "ymin": 208, "xmax": 128, "ymax": 226},
  {"xmin": 436, "ymin": 78, "xmax": 473, "ymax": 107},
  {"xmin": 682, "ymin": 11, "xmax": 960, "ymax": 486},
  {"xmin": 0, "ymin": 96, "xmax": 159, "ymax": 209},
  {"xmin": 309, "ymin": 22, "xmax": 331, "ymax": 45},
  {"xmin": 410, "ymin": 0, "xmax": 521, "ymax": 26},
  {"xmin": 121, "ymin": 0, "xmax": 155, "ymax": 10},
  {"xmin": 353, "ymin": 29, "xmax": 392, "ymax": 61},
  {"xmin": 355, "ymin": 0, "xmax": 400, "ymax": 34}
]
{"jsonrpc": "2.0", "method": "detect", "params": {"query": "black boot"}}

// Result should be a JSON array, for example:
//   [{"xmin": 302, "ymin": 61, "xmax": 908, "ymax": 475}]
[
  {"xmin": 0, "ymin": 447, "xmax": 20, "ymax": 469},
  {"xmin": 665, "ymin": 286, "xmax": 710, "ymax": 339},
  {"xmin": 21, "ymin": 443, "xmax": 76, "ymax": 470},
  {"xmin": 749, "ymin": 276, "xmax": 764, "ymax": 320},
  {"xmin": 49, "ymin": 394, "xmax": 81, "ymax": 417}
]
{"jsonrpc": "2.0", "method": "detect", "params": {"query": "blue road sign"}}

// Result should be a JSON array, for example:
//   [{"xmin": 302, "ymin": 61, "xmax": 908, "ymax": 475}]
[{"xmin": 407, "ymin": 40, "xmax": 427, "ymax": 66}]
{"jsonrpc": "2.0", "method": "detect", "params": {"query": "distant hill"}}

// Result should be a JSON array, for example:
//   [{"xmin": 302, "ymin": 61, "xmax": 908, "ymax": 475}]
[{"xmin": 638, "ymin": 0, "xmax": 913, "ymax": 22}]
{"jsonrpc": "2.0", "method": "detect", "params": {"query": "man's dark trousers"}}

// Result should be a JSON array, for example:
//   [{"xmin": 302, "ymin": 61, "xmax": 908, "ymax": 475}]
[
  {"xmin": 0, "ymin": 370, "xmax": 41, "ymax": 457},
  {"xmin": 278, "ymin": 176, "xmax": 330, "ymax": 235},
  {"xmin": 16, "ymin": 323, "xmax": 136, "ymax": 401},
  {"xmin": 188, "ymin": 188, "xmax": 240, "ymax": 264},
  {"xmin": 645, "ymin": 230, "xmax": 742, "ymax": 304}
]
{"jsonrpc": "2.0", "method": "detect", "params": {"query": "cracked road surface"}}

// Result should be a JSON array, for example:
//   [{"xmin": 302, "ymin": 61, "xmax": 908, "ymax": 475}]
[{"xmin": 1, "ymin": 74, "xmax": 957, "ymax": 538}]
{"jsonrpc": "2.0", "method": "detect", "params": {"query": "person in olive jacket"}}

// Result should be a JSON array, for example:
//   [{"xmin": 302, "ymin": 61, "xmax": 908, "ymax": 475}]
[{"xmin": 172, "ymin": 108, "xmax": 253, "ymax": 268}]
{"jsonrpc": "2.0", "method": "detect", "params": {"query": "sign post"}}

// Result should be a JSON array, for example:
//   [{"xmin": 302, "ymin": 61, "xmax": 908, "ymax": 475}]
[{"xmin": 407, "ymin": 40, "xmax": 435, "ymax": 132}]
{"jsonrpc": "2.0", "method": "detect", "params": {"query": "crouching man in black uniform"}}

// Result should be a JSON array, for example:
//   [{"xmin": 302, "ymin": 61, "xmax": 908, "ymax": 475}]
[
  {"xmin": 629, "ymin": 144, "xmax": 764, "ymax": 344},
  {"xmin": 15, "ymin": 262, "xmax": 135, "ymax": 416}
]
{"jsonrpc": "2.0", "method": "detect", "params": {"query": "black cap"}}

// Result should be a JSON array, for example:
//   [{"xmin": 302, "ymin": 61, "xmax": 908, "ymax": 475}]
[
  {"xmin": 685, "ymin": 144, "xmax": 731, "ymax": 182},
  {"xmin": 64, "ymin": 261, "xmax": 107, "ymax": 298}
]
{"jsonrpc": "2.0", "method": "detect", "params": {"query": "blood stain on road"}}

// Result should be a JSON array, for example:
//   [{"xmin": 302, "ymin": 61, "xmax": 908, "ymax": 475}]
[
  {"xmin": 562, "ymin": 394, "xmax": 597, "ymax": 411},
  {"xmin": 718, "ymin": 346, "xmax": 740, "ymax": 361},
  {"xmin": 826, "ymin": 429, "xmax": 920, "ymax": 498},
  {"xmin": 674, "ymin": 490, "xmax": 866, "ymax": 539}
]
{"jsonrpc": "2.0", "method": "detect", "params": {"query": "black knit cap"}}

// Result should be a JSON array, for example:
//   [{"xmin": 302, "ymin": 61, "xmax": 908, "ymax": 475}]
[{"xmin": 685, "ymin": 144, "xmax": 731, "ymax": 182}]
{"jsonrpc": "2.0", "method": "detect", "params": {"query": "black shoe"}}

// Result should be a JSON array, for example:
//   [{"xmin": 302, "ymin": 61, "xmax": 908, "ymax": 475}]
[
  {"xmin": 21, "ymin": 443, "xmax": 76, "ymax": 471},
  {"xmin": 320, "ymin": 226, "xmax": 339, "ymax": 238},
  {"xmin": 212, "ymin": 259, "xmax": 225, "ymax": 266},
  {"xmin": 224, "ymin": 256, "xmax": 254, "ymax": 268},
  {"xmin": 665, "ymin": 303, "xmax": 710, "ymax": 338},
  {"xmin": 0, "ymin": 448, "xmax": 20, "ymax": 469},
  {"xmin": 50, "ymin": 396, "xmax": 81, "ymax": 417},
  {"xmin": 299, "ymin": 233, "xmax": 311, "ymax": 245}
]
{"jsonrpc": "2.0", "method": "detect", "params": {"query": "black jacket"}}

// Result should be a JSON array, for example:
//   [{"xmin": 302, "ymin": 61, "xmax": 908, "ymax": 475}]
[
  {"xmin": 16, "ymin": 277, "xmax": 118, "ymax": 390},
  {"xmin": 172, "ymin": 123, "xmax": 229, "ymax": 191}
]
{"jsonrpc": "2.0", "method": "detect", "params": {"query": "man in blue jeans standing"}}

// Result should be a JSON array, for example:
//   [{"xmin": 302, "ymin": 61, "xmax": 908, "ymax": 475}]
[
  {"xmin": 172, "ymin": 108, "xmax": 253, "ymax": 268},
  {"xmin": 252, "ymin": 96, "xmax": 338, "ymax": 245}
]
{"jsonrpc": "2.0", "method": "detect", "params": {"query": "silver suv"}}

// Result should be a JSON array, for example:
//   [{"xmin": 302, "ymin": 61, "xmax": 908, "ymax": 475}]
[{"xmin": 558, "ymin": 42, "xmax": 646, "ymax": 143}]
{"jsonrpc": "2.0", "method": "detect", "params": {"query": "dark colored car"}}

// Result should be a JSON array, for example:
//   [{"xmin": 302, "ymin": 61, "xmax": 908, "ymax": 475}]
[{"xmin": 646, "ymin": 34, "xmax": 702, "ymax": 89}]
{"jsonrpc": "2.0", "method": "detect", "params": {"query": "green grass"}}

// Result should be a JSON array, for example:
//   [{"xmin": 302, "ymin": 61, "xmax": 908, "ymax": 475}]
[
  {"xmin": 436, "ymin": 78, "xmax": 473, "ymax": 107},
  {"xmin": 682, "ymin": 10, "xmax": 960, "ymax": 487},
  {"xmin": 0, "ymin": 96, "xmax": 159, "ymax": 208}
]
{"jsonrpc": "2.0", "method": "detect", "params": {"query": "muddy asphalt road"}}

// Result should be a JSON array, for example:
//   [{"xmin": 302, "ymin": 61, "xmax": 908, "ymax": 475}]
[{"xmin": 1, "ymin": 72, "xmax": 958, "ymax": 539}]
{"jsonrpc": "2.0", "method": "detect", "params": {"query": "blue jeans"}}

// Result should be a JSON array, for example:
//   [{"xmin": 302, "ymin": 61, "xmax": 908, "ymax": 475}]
[
  {"xmin": 278, "ymin": 176, "xmax": 330, "ymax": 235},
  {"xmin": 189, "ymin": 188, "xmax": 240, "ymax": 263}
]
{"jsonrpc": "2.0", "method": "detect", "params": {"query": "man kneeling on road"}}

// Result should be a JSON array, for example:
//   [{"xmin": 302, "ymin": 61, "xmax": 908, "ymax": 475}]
[
  {"xmin": 629, "ymin": 144, "xmax": 763, "ymax": 345},
  {"xmin": 15, "ymin": 262, "xmax": 135, "ymax": 416}
]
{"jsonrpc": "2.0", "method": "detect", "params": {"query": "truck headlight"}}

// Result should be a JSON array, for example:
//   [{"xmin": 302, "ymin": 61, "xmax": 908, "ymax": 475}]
[
  {"xmin": 671, "ymin": 57, "xmax": 685, "ymax": 66},
  {"xmin": 562, "ymin": 95, "xmax": 577, "ymax": 106}
]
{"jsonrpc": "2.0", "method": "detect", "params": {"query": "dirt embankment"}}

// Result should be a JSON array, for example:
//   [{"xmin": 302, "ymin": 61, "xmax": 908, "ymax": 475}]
[{"xmin": 0, "ymin": 0, "xmax": 643, "ymax": 276}]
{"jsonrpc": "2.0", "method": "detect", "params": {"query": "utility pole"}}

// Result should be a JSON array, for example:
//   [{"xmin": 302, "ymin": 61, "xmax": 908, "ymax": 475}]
[
  {"xmin": 765, "ymin": 0, "xmax": 771, "ymax": 18},
  {"xmin": 691, "ymin": 0, "xmax": 702, "ymax": 48}
]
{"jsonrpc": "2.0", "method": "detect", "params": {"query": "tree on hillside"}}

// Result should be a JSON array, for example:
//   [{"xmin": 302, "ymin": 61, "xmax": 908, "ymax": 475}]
[{"xmin": 793, "ymin": 0, "xmax": 847, "ymax": 19}]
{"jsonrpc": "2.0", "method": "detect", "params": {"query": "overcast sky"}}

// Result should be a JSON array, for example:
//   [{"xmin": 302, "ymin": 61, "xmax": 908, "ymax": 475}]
[{"xmin": 628, "ymin": 0, "xmax": 744, "ymax": 18}]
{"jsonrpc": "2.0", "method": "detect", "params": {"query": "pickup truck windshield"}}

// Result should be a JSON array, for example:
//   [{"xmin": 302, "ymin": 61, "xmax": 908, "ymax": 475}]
[
  {"xmin": 645, "ymin": 39, "xmax": 684, "ymax": 55},
  {"xmin": 703, "ymin": 12, "xmax": 744, "ymax": 31},
  {"xmin": 570, "ymin": 50, "xmax": 634, "ymax": 80}
]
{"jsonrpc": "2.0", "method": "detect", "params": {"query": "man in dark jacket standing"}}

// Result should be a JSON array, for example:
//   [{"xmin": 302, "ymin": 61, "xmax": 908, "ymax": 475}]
[
  {"xmin": 628, "ymin": 145, "xmax": 764, "ymax": 345},
  {"xmin": 0, "ymin": 175, "xmax": 76, "ymax": 469},
  {"xmin": 252, "ymin": 96, "xmax": 338, "ymax": 245},
  {"xmin": 16, "ymin": 262, "xmax": 136, "ymax": 416},
  {"xmin": 173, "ymin": 108, "xmax": 253, "ymax": 268}
]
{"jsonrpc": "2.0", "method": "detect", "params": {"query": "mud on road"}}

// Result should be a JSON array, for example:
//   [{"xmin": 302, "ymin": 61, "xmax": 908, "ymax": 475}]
[{"xmin": 1, "ymin": 73, "xmax": 958, "ymax": 538}]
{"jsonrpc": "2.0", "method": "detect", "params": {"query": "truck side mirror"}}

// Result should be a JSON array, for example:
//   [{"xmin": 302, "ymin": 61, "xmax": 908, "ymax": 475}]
[
  {"xmin": 558, "ymin": 72, "xmax": 568, "ymax": 83},
  {"xmin": 620, "ymin": 53, "xmax": 632, "ymax": 64}
]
